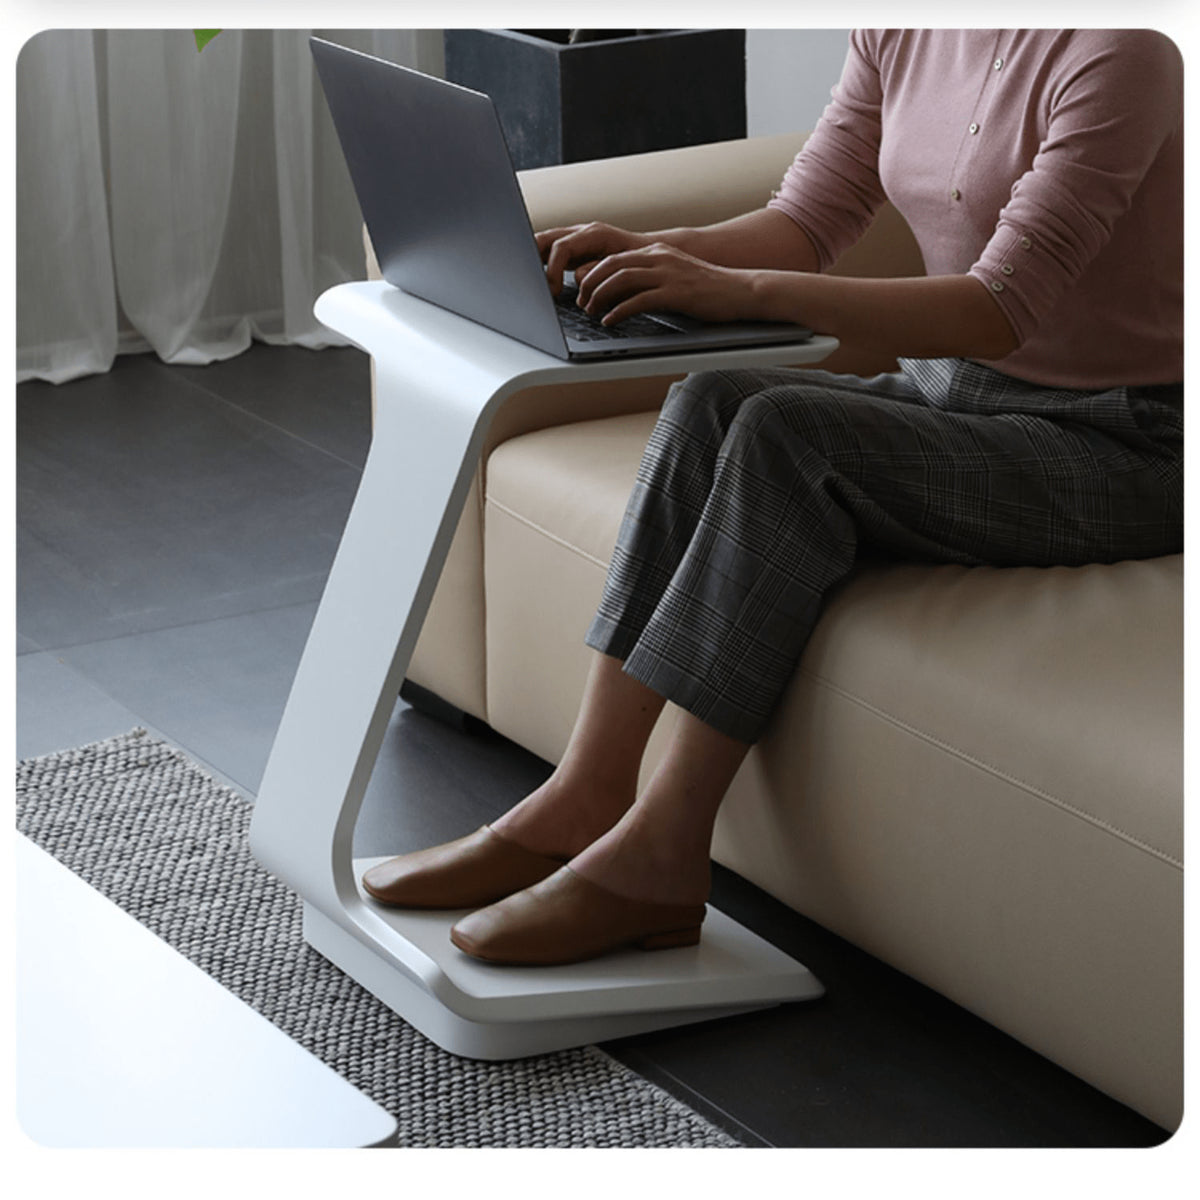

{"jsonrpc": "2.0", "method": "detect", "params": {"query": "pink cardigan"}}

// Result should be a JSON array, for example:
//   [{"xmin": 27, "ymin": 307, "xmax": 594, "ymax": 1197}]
[{"xmin": 768, "ymin": 30, "xmax": 1183, "ymax": 389}]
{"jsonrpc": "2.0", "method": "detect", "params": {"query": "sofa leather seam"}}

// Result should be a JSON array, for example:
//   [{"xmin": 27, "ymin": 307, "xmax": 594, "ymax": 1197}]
[
  {"xmin": 485, "ymin": 497, "xmax": 609, "ymax": 569},
  {"xmin": 473, "ymin": 469, "xmax": 490, "ymax": 722},
  {"xmin": 797, "ymin": 667, "xmax": 1182, "ymax": 870}
]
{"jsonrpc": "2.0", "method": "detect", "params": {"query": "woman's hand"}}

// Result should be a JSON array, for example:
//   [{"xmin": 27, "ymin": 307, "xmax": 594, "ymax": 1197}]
[
  {"xmin": 536, "ymin": 214, "xmax": 821, "ymax": 326},
  {"xmin": 537, "ymin": 222, "xmax": 764, "ymax": 324},
  {"xmin": 535, "ymin": 223, "xmax": 656, "ymax": 294},
  {"xmin": 572, "ymin": 242, "xmax": 764, "ymax": 326}
]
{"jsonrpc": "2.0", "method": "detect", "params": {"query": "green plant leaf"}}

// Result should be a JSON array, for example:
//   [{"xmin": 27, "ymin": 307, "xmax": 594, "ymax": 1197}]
[{"xmin": 194, "ymin": 30, "xmax": 222, "ymax": 52}]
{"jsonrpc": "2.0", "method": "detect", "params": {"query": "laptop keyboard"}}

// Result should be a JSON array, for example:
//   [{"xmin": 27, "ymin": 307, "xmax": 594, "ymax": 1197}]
[{"xmin": 555, "ymin": 289, "xmax": 678, "ymax": 342}]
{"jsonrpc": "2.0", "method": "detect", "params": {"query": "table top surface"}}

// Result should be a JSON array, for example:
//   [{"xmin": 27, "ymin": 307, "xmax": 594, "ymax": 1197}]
[{"xmin": 318, "ymin": 280, "xmax": 840, "ymax": 391}]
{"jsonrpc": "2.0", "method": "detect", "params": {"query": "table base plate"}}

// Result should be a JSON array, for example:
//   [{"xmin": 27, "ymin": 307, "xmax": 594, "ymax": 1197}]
[{"xmin": 302, "ymin": 859, "xmax": 825, "ymax": 1060}]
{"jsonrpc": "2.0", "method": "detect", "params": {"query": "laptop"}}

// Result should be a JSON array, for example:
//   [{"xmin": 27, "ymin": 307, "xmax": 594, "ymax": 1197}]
[{"xmin": 310, "ymin": 37, "xmax": 813, "ymax": 360}]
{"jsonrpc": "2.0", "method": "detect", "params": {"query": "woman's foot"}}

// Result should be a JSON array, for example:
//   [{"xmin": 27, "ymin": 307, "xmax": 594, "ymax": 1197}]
[
  {"xmin": 361, "ymin": 773, "xmax": 637, "ymax": 910},
  {"xmin": 361, "ymin": 825, "xmax": 567, "ymax": 909},
  {"xmin": 449, "ymin": 866, "xmax": 706, "ymax": 965},
  {"xmin": 447, "ymin": 797, "xmax": 717, "ymax": 965}
]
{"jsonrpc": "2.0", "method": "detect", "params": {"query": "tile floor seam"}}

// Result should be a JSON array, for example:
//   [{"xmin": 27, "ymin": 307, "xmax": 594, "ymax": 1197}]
[
  {"xmin": 141, "ymin": 360, "xmax": 368, "ymax": 474},
  {"xmin": 20, "ymin": 596, "xmax": 323, "ymax": 658},
  {"xmin": 607, "ymin": 1048, "xmax": 774, "ymax": 1148}
]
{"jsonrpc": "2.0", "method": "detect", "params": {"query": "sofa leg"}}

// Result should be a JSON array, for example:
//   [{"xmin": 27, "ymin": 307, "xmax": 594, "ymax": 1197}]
[{"xmin": 399, "ymin": 679, "xmax": 486, "ymax": 735}]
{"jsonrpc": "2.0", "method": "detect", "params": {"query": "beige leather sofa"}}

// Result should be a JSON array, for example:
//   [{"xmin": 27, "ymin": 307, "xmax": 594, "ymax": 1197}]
[{"xmin": 364, "ymin": 133, "xmax": 1183, "ymax": 1131}]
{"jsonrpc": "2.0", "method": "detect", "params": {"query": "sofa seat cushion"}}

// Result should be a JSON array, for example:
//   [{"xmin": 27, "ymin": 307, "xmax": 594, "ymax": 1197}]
[
  {"xmin": 481, "ymin": 408, "xmax": 1182, "ymax": 1127},
  {"xmin": 794, "ymin": 554, "xmax": 1182, "ymax": 866}
]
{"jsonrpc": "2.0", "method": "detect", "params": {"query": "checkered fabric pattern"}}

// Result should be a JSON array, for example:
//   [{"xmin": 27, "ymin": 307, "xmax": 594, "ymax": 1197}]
[{"xmin": 585, "ymin": 358, "xmax": 1183, "ymax": 743}]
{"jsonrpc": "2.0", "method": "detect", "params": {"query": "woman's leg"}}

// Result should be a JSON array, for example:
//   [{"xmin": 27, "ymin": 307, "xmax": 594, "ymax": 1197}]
[
  {"xmin": 492, "ymin": 655, "xmax": 750, "ymax": 906},
  {"xmin": 461, "ymin": 368, "xmax": 930, "ymax": 916},
  {"xmin": 488, "ymin": 651, "xmax": 666, "ymax": 859},
  {"xmin": 588, "ymin": 366, "xmax": 942, "ymax": 743},
  {"xmin": 517, "ymin": 370, "xmax": 925, "ymax": 907},
  {"xmin": 398, "ymin": 364, "xmax": 961, "ymax": 911},
  {"xmin": 485, "ymin": 363, "xmax": 1183, "ymax": 915},
  {"xmin": 567, "ymin": 707, "xmax": 751, "ymax": 906},
  {"xmin": 483, "ymin": 369, "xmax": 840, "ymax": 861},
  {"xmin": 488, "ymin": 367, "xmax": 887, "ymax": 868}
]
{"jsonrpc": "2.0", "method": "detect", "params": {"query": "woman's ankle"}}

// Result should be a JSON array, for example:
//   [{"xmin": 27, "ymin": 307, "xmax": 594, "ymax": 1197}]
[
  {"xmin": 567, "ymin": 814, "xmax": 714, "ymax": 908},
  {"xmin": 490, "ymin": 774, "xmax": 634, "ymax": 860}
]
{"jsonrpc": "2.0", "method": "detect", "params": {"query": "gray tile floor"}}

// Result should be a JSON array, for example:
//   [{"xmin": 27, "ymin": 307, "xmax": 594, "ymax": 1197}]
[{"xmin": 16, "ymin": 344, "xmax": 1169, "ymax": 1148}]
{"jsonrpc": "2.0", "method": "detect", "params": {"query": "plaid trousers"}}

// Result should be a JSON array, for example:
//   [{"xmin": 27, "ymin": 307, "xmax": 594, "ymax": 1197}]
[{"xmin": 585, "ymin": 358, "xmax": 1183, "ymax": 743}]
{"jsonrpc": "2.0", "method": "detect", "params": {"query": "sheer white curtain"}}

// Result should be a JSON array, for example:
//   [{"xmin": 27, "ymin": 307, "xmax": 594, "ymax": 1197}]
[{"xmin": 16, "ymin": 29, "xmax": 428, "ymax": 384}]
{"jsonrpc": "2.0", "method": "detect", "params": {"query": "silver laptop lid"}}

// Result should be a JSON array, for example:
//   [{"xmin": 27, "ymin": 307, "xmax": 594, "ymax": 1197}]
[{"xmin": 310, "ymin": 37, "xmax": 568, "ymax": 357}]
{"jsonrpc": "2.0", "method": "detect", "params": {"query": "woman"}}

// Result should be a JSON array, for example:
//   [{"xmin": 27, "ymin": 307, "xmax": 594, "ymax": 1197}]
[{"xmin": 363, "ymin": 29, "xmax": 1183, "ymax": 965}]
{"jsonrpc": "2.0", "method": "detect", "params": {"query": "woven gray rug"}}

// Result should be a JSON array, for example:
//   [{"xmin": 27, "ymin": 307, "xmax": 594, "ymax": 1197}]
[{"xmin": 16, "ymin": 729, "xmax": 739, "ymax": 1148}]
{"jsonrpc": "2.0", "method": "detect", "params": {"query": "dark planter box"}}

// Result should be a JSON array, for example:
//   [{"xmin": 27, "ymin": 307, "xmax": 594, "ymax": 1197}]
[{"xmin": 443, "ymin": 29, "xmax": 747, "ymax": 170}]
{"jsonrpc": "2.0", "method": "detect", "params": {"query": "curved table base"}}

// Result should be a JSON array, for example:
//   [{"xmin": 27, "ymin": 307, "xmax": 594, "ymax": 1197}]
[{"xmin": 251, "ymin": 282, "xmax": 839, "ymax": 1059}]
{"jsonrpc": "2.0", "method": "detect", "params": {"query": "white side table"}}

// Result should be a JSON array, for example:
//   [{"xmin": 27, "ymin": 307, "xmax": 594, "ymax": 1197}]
[
  {"xmin": 250, "ymin": 282, "xmax": 838, "ymax": 1058},
  {"xmin": 16, "ymin": 836, "xmax": 397, "ymax": 1148}
]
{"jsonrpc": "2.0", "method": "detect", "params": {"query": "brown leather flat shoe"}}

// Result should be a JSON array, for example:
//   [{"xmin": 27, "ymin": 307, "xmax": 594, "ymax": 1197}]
[
  {"xmin": 361, "ymin": 826, "xmax": 568, "ymax": 910},
  {"xmin": 449, "ymin": 866, "xmax": 707, "ymax": 966}
]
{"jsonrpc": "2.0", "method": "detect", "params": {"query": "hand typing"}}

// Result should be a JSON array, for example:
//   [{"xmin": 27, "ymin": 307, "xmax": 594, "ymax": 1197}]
[
  {"xmin": 536, "ymin": 222, "xmax": 654, "ymax": 296},
  {"xmin": 537, "ymin": 223, "xmax": 762, "ymax": 326}
]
